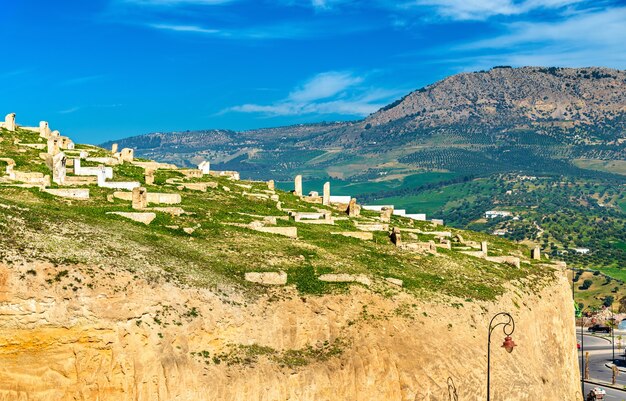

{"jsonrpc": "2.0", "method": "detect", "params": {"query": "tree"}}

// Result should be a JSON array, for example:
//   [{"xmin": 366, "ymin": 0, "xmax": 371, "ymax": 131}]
[
  {"xmin": 580, "ymin": 279, "xmax": 593, "ymax": 290},
  {"xmin": 604, "ymin": 296, "xmax": 615, "ymax": 307}
]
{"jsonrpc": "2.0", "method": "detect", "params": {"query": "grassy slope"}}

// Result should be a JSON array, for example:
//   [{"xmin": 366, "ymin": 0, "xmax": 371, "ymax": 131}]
[{"xmin": 0, "ymin": 127, "xmax": 556, "ymax": 303}]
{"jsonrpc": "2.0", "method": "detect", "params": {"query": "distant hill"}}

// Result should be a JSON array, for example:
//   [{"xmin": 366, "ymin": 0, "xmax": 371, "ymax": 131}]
[{"xmin": 104, "ymin": 66, "xmax": 626, "ymax": 181}]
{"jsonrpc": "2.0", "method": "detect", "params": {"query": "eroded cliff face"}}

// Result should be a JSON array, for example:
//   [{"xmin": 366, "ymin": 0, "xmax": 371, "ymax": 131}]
[{"xmin": 0, "ymin": 262, "xmax": 578, "ymax": 401}]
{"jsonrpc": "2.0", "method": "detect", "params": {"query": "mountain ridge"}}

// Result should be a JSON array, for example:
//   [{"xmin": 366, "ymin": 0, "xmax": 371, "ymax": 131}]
[{"xmin": 103, "ymin": 66, "xmax": 626, "ymax": 180}]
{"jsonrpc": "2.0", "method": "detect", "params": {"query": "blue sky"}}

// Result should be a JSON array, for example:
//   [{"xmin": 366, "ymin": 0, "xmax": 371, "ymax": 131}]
[{"xmin": 2, "ymin": 0, "xmax": 625, "ymax": 143}]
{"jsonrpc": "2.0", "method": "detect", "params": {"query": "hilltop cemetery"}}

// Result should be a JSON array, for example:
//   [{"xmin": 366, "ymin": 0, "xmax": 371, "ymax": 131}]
[{"xmin": 0, "ymin": 113, "xmax": 563, "ymax": 290}]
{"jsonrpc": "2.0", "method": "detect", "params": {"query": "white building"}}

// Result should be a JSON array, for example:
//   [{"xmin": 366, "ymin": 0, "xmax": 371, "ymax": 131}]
[{"xmin": 485, "ymin": 210, "xmax": 513, "ymax": 219}]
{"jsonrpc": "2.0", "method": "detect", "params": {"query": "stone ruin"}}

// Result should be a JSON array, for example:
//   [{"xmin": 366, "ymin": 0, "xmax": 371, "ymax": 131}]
[
  {"xmin": 323, "ymin": 181, "xmax": 330, "ymax": 206},
  {"xmin": 107, "ymin": 211, "xmax": 156, "ymax": 225},
  {"xmin": 198, "ymin": 161, "xmax": 210, "ymax": 175},
  {"xmin": 43, "ymin": 188, "xmax": 90, "ymax": 200},
  {"xmin": 244, "ymin": 271, "xmax": 287, "ymax": 285},
  {"xmin": 120, "ymin": 148, "xmax": 134, "ymax": 163},
  {"xmin": 1, "ymin": 113, "xmax": 16, "ymax": 131},
  {"xmin": 111, "ymin": 143, "xmax": 118, "ymax": 154},
  {"xmin": 380, "ymin": 206, "xmax": 393, "ymax": 223},
  {"xmin": 294, "ymin": 175, "xmax": 303, "ymax": 197},
  {"xmin": 0, "ymin": 111, "xmax": 553, "ymax": 282},
  {"xmin": 46, "ymin": 152, "xmax": 67, "ymax": 185},
  {"xmin": 347, "ymin": 198, "xmax": 360, "ymax": 217},
  {"xmin": 47, "ymin": 138, "xmax": 60, "ymax": 155},
  {"xmin": 39, "ymin": 121, "xmax": 51, "ymax": 138},
  {"xmin": 145, "ymin": 169, "xmax": 155, "ymax": 185},
  {"xmin": 531, "ymin": 246, "xmax": 541, "ymax": 260},
  {"xmin": 74, "ymin": 158, "xmax": 113, "ymax": 179},
  {"xmin": 290, "ymin": 211, "xmax": 333, "ymax": 224},
  {"xmin": 331, "ymin": 231, "xmax": 373, "ymax": 241},
  {"xmin": 132, "ymin": 187, "xmax": 148, "ymax": 210}
]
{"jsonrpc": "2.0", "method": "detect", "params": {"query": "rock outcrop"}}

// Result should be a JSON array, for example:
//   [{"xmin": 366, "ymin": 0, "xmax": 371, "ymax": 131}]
[{"xmin": 0, "ymin": 262, "xmax": 579, "ymax": 401}]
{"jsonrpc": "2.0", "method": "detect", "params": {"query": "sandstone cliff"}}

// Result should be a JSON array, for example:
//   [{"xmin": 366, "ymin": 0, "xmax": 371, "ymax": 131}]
[{"xmin": 0, "ymin": 261, "xmax": 578, "ymax": 401}]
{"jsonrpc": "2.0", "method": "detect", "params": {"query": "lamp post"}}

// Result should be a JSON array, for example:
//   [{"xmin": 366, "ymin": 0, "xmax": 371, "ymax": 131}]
[
  {"xmin": 487, "ymin": 312, "xmax": 516, "ymax": 401},
  {"xmin": 612, "ymin": 306, "xmax": 615, "ymax": 363},
  {"xmin": 579, "ymin": 308, "xmax": 595, "ymax": 395}
]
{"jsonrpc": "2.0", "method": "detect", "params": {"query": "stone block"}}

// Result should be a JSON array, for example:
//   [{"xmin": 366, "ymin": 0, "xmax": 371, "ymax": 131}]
[
  {"xmin": 252, "ymin": 226, "xmax": 297, "ymax": 238},
  {"xmin": 385, "ymin": 277, "xmax": 403, "ymax": 287},
  {"xmin": 330, "ymin": 232, "xmax": 373, "ymax": 241},
  {"xmin": 294, "ymin": 175, "xmax": 302, "ymax": 196},
  {"xmin": 42, "ymin": 188, "xmax": 89, "ymax": 200},
  {"xmin": 132, "ymin": 187, "xmax": 148, "ymax": 210},
  {"xmin": 244, "ymin": 271, "xmax": 287, "ymax": 285},
  {"xmin": 107, "ymin": 212, "xmax": 156, "ymax": 225},
  {"xmin": 318, "ymin": 274, "xmax": 371, "ymax": 287},
  {"xmin": 323, "ymin": 181, "xmax": 330, "ymax": 206}
]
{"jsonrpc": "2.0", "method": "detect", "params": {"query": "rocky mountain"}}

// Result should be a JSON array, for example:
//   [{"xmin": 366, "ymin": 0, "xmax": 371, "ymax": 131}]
[{"xmin": 105, "ymin": 66, "xmax": 626, "ymax": 181}]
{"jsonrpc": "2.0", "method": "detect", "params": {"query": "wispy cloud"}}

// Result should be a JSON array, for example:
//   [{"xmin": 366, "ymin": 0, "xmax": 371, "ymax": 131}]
[
  {"xmin": 0, "ymin": 69, "xmax": 33, "ymax": 79},
  {"xmin": 227, "ymin": 71, "xmax": 403, "ymax": 117},
  {"xmin": 457, "ymin": 6, "xmax": 626, "ymax": 68},
  {"xmin": 288, "ymin": 71, "xmax": 363, "ymax": 102},
  {"xmin": 59, "ymin": 75, "xmax": 105, "ymax": 86},
  {"xmin": 149, "ymin": 23, "xmax": 220, "ymax": 34},
  {"xmin": 59, "ymin": 106, "xmax": 81, "ymax": 114},
  {"xmin": 120, "ymin": 0, "xmax": 236, "ymax": 5},
  {"xmin": 142, "ymin": 18, "xmax": 373, "ymax": 39},
  {"xmin": 410, "ymin": 0, "xmax": 584, "ymax": 20},
  {"xmin": 58, "ymin": 104, "xmax": 123, "ymax": 115}
]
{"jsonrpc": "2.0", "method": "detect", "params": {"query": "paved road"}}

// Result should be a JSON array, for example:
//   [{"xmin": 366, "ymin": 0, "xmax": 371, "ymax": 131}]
[
  {"xmin": 584, "ymin": 382, "xmax": 626, "ymax": 401},
  {"xmin": 577, "ymin": 331, "xmax": 626, "ymax": 400},
  {"xmin": 577, "ymin": 332, "xmax": 626, "ymax": 385}
]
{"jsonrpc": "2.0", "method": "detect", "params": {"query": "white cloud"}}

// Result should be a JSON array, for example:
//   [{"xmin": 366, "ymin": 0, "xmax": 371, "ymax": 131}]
[
  {"xmin": 59, "ymin": 106, "xmax": 81, "ymax": 114},
  {"xmin": 149, "ymin": 23, "xmax": 220, "ymax": 34},
  {"xmin": 467, "ymin": 6, "xmax": 626, "ymax": 49},
  {"xmin": 121, "ymin": 0, "xmax": 235, "ymax": 5},
  {"xmin": 412, "ymin": 0, "xmax": 583, "ymax": 20},
  {"xmin": 456, "ymin": 6, "xmax": 626, "ymax": 68},
  {"xmin": 288, "ymin": 71, "xmax": 363, "ymax": 102},
  {"xmin": 227, "ymin": 71, "xmax": 401, "ymax": 117}
]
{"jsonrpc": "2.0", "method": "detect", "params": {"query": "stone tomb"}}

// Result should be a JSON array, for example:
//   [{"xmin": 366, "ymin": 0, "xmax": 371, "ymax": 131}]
[
  {"xmin": 244, "ymin": 271, "xmax": 287, "ymax": 285},
  {"xmin": 107, "ymin": 212, "xmax": 156, "ymax": 225},
  {"xmin": 132, "ymin": 187, "xmax": 148, "ymax": 210},
  {"xmin": 46, "ymin": 152, "xmax": 66, "ymax": 185},
  {"xmin": 43, "ymin": 188, "xmax": 90, "ymax": 200},
  {"xmin": 114, "ymin": 190, "xmax": 181, "ymax": 205},
  {"xmin": 380, "ymin": 207, "xmax": 393, "ymax": 223},
  {"xmin": 531, "ymin": 246, "xmax": 541, "ymax": 260},
  {"xmin": 318, "ymin": 274, "xmax": 371, "ymax": 287},
  {"xmin": 330, "ymin": 231, "xmax": 373, "ymax": 241},
  {"xmin": 294, "ymin": 175, "xmax": 303, "ymax": 197},
  {"xmin": 323, "ymin": 182, "xmax": 330, "ymax": 206},
  {"xmin": 347, "ymin": 198, "xmax": 360, "ymax": 217},
  {"xmin": 1, "ymin": 113, "xmax": 16, "ymax": 131},
  {"xmin": 120, "ymin": 148, "xmax": 134, "ymax": 163},
  {"xmin": 198, "ymin": 161, "xmax": 210, "ymax": 175},
  {"xmin": 144, "ymin": 169, "xmax": 155, "ymax": 185},
  {"xmin": 290, "ymin": 211, "xmax": 333, "ymax": 224}
]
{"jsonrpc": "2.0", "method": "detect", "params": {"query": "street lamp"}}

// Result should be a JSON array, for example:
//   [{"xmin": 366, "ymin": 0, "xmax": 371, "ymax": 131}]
[
  {"xmin": 579, "ymin": 308, "xmax": 596, "ymax": 395},
  {"xmin": 611, "ymin": 306, "xmax": 615, "ymax": 363},
  {"xmin": 487, "ymin": 312, "xmax": 516, "ymax": 401}
]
